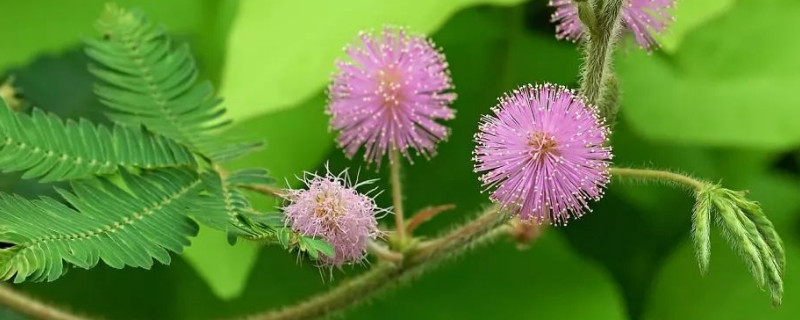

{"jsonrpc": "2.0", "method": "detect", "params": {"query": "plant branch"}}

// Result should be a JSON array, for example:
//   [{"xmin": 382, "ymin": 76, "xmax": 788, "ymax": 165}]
[
  {"xmin": 0, "ymin": 285, "xmax": 96, "ymax": 320},
  {"xmin": 388, "ymin": 149, "xmax": 407, "ymax": 246},
  {"xmin": 579, "ymin": 0, "xmax": 624, "ymax": 119},
  {"xmin": 610, "ymin": 167, "xmax": 707, "ymax": 190},
  {"xmin": 234, "ymin": 206, "xmax": 509, "ymax": 320}
]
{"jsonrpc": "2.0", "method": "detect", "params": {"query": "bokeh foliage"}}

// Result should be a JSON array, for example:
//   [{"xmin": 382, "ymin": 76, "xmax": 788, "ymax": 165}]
[{"xmin": 1, "ymin": 0, "xmax": 799, "ymax": 319}]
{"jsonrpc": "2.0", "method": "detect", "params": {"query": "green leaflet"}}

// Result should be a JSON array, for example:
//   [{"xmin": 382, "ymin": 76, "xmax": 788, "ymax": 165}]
[
  {"xmin": 85, "ymin": 4, "xmax": 259, "ymax": 162},
  {"xmin": 691, "ymin": 186, "xmax": 713, "ymax": 275},
  {"xmin": 693, "ymin": 185, "xmax": 785, "ymax": 306},
  {"xmin": 194, "ymin": 169, "xmax": 282, "ymax": 240},
  {"xmin": 0, "ymin": 98, "xmax": 195, "ymax": 182},
  {"xmin": 0, "ymin": 168, "xmax": 202, "ymax": 283}
]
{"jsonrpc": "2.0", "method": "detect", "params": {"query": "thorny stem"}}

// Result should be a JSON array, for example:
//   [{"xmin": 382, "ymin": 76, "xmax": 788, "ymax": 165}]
[
  {"xmin": 235, "ymin": 206, "xmax": 509, "ymax": 320},
  {"xmin": 610, "ymin": 167, "xmax": 707, "ymax": 191},
  {"xmin": 389, "ymin": 149, "xmax": 407, "ymax": 246},
  {"xmin": 579, "ymin": 0, "xmax": 624, "ymax": 119},
  {"xmin": 0, "ymin": 285, "xmax": 95, "ymax": 320}
]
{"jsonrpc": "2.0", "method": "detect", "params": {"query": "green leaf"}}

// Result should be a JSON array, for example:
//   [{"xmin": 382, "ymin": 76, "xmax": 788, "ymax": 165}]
[
  {"xmin": 352, "ymin": 233, "xmax": 626, "ymax": 319},
  {"xmin": 301, "ymin": 237, "xmax": 335, "ymax": 259},
  {"xmin": 0, "ymin": 168, "xmax": 202, "ymax": 283},
  {"xmin": 0, "ymin": 98, "xmax": 195, "ymax": 182},
  {"xmin": 86, "ymin": 4, "xmax": 258, "ymax": 162},
  {"xmin": 618, "ymin": 0, "xmax": 800, "ymax": 148},
  {"xmin": 656, "ymin": 0, "xmax": 736, "ymax": 52},
  {"xmin": 644, "ymin": 237, "xmax": 800, "ymax": 320},
  {"xmin": 0, "ymin": 306, "xmax": 27, "ymax": 320},
  {"xmin": 219, "ymin": 0, "xmax": 528, "ymax": 121},
  {"xmin": 0, "ymin": 0, "xmax": 205, "ymax": 75},
  {"xmin": 181, "ymin": 226, "xmax": 261, "ymax": 300},
  {"xmin": 226, "ymin": 92, "xmax": 335, "ymax": 191}
]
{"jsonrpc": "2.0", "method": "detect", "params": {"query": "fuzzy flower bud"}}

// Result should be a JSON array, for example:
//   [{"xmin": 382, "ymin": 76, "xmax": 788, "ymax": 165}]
[{"xmin": 283, "ymin": 169, "xmax": 385, "ymax": 267}]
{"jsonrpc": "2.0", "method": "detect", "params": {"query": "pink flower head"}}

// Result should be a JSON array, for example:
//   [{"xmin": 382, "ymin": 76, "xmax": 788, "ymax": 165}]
[
  {"xmin": 283, "ymin": 168, "xmax": 385, "ymax": 266},
  {"xmin": 549, "ymin": 0, "xmax": 675, "ymax": 50},
  {"xmin": 473, "ymin": 84, "xmax": 612, "ymax": 225},
  {"xmin": 327, "ymin": 27, "xmax": 457, "ymax": 166}
]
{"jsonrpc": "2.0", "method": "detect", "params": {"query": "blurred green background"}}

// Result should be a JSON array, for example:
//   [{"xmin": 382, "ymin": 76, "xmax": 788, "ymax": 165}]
[{"xmin": 1, "ymin": 0, "xmax": 799, "ymax": 319}]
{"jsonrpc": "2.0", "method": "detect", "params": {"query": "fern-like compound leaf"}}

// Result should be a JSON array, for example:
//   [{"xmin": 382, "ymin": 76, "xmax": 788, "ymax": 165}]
[
  {"xmin": 0, "ymin": 98, "xmax": 195, "ymax": 182},
  {"xmin": 195, "ymin": 169, "xmax": 281, "ymax": 241},
  {"xmin": 0, "ymin": 168, "xmax": 203, "ymax": 283},
  {"xmin": 85, "ymin": 5, "xmax": 260, "ymax": 162}
]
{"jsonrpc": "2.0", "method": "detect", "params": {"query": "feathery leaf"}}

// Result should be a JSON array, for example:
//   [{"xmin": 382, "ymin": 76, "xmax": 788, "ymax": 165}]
[
  {"xmin": 0, "ymin": 98, "xmax": 195, "ymax": 182},
  {"xmin": 85, "ymin": 4, "xmax": 260, "ymax": 162},
  {"xmin": 0, "ymin": 168, "xmax": 202, "ymax": 283}
]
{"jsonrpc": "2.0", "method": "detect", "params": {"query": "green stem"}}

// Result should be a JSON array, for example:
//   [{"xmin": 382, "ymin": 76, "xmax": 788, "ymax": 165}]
[
  {"xmin": 236, "ymin": 206, "xmax": 508, "ymax": 320},
  {"xmin": 389, "ymin": 149, "xmax": 407, "ymax": 246},
  {"xmin": 610, "ymin": 167, "xmax": 707, "ymax": 190},
  {"xmin": 0, "ymin": 285, "xmax": 94, "ymax": 320},
  {"xmin": 579, "ymin": 0, "xmax": 624, "ymax": 118}
]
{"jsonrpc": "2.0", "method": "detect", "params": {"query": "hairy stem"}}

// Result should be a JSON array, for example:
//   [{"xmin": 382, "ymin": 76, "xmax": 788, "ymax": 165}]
[
  {"xmin": 0, "ymin": 285, "xmax": 95, "ymax": 320},
  {"xmin": 610, "ymin": 167, "xmax": 707, "ymax": 190},
  {"xmin": 389, "ymin": 149, "xmax": 407, "ymax": 246},
  {"xmin": 236, "ymin": 206, "xmax": 508, "ymax": 320},
  {"xmin": 579, "ymin": 0, "xmax": 624, "ymax": 119}
]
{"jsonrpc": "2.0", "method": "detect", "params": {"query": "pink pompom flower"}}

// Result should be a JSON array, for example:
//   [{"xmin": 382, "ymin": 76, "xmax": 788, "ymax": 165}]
[
  {"xmin": 327, "ymin": 27, "xmax": 457, "ymax": 166},
  {"xmin": 549, "ymin": 0, "xmax": 675, "ymax": 50},
  {"xmin": 473, "ymin": 84, "xmax": 612, "ymax": 225},
  {"xmin": 283, "ymin": 168, "xmax": 386, "ymax": 266}
]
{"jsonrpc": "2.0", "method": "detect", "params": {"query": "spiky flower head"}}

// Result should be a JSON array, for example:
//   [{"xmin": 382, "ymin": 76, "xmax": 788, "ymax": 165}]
[
  {"xmin": 473, "ymin": 84, "xmax": 612, "ymax": 225},
  {"xmin": 283, "ymin": 168, "xmax": 385, "ymax": 266},
  {"xmin": 327, "ymin": 27, "xmax": 457, "ymax": 166},
  {"xmin": 549, "ymin": 0, "xmax": 675, "ymax": 50}
]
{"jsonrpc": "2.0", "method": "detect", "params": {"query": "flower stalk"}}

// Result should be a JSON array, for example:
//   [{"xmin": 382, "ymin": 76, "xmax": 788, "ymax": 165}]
[{"xmin": 389, "ymin": 149, "xmax": 408, "ymax": 247}]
